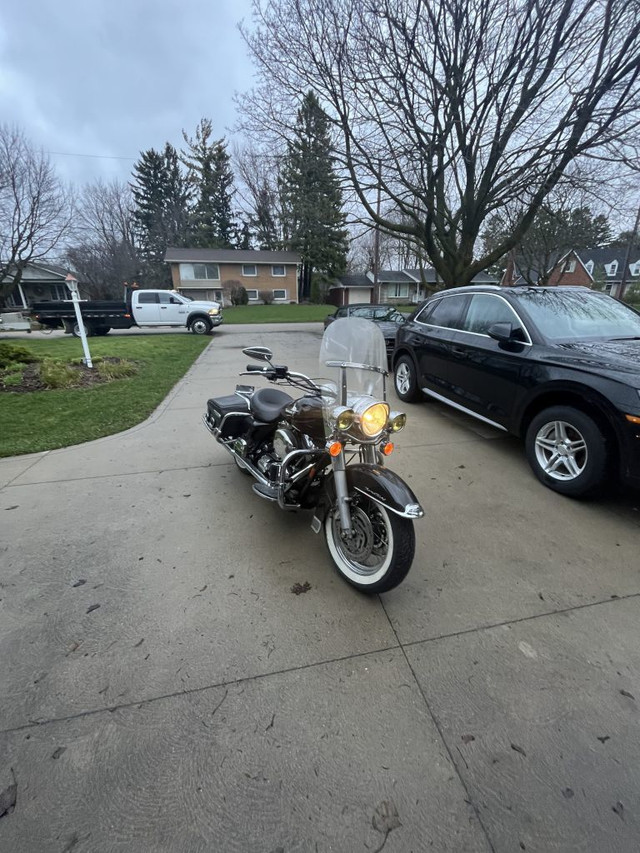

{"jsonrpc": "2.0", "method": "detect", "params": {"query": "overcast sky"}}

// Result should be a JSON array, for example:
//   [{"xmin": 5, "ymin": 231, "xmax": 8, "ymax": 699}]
[{"xmin": 0, "ymin": 0, "xmax": 255, "ymax": 186}]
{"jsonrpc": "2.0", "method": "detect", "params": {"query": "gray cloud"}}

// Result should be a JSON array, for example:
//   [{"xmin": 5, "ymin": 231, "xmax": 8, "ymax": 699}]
[{"xmin": 0, "ymin": 0, "xmax": 254, "ymax": 184}]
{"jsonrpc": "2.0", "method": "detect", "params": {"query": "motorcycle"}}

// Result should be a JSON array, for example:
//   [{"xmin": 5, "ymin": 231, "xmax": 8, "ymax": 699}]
[{"xmin": 202, "ymin": 318, "xmax": 424, "ymax": 593}]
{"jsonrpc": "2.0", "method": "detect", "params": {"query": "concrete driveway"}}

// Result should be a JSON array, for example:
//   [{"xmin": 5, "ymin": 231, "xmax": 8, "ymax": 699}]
[{"xmin": 1, "ymin": 323, "xmax": 639, "ymax": 853}]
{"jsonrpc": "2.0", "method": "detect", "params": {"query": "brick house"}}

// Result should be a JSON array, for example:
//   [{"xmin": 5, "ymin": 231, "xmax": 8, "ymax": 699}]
[
  {"xmin": 164, "ymin": 248, "xmax": 301, "ymax": 305},
  {"xmin": 501, "ymin": 250, "xmax": 593, "ymax": 288}
]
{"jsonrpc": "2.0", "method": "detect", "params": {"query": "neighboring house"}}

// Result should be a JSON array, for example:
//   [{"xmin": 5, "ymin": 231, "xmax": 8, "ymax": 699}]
[
  {"xmin": 500, "ymin": 247, "xmax": 640, "ymax": 299},
  {"xmin": 1, "ymin": 262, "xmax": 73, "ymax": 309},
  {"xmin": 327, "ymin": 274, "xmax": 374, "ymax": 307},
  {"xmin": 579, "ymin": 247, "xmax": 640, "ymax": 299},
  {"xmin": 501, "ymin": 250, "xmax": 593, "ymax": 288},
  {"xmin": 164, "ymin": 248, "xmax": 301, "ymax": 305}
]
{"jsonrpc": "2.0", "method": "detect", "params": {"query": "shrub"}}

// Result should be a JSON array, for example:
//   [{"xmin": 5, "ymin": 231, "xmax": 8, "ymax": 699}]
[
  {"xmin": 0, "ymin": 342, "xmax": 41, "ymax": 369},
  {"xmin": 259, "ymin": 289, "xmax": 275, "ymax": 305},
  {"xmin": 96, "ymin": 359, "xmax": 137, "ymax": 380},
  {"xmin": 39, "ymin": 358, "xmax": 78, "ymax": 389},
  {"xmin": 231, "ymin": 285, "xmax": 249, "ymax": 306},
  {"xmin": 2, "ymin": 371, "xmax": 23, "ymax": 387}
]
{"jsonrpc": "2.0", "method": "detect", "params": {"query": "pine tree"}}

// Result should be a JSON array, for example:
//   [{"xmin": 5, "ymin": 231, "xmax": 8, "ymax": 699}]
[
  {"xmin": 279, "ymin": 92, "xmax": 348, "ymax": 300},
  {"xmin": 181, "ymin": 119, "xmax": 236, "ymax": 248},
  {"xmin": 131, "ymin": 143, "xmax": 190, "ymax": 285}
]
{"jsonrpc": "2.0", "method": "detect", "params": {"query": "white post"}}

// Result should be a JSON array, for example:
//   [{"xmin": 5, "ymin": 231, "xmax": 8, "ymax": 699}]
[{"xmin": 65, "ymin": 274, "xmax": 93, "ymax": 369}]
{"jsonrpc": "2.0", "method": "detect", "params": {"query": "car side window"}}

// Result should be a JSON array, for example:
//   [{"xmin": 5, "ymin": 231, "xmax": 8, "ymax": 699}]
[
  {"xmin": 421, "ymin": 295, "xmax": 467, "ymax": 330},
  {"xmin": 336, "ymin": 308, "xmax": 346, "ymax": 318},
  {"xmin": 463, "ymin": 294, "xmax": 524, "ymax": 336},
  {"xmin": 138, "ymin": 292, "xmax": 158, "ymax": 304},
  {"xmin": 158, "ymin": 291, "xmax": 173, "ymax": 304}
]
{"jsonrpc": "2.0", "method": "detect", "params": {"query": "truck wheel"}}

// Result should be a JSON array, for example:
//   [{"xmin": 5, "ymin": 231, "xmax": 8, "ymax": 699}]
[
  {"xmin": 72, "ymin": 322, "xmax": 95, "ymax": 337},
  {"xmin": 190, "ymin": 317, "xmax": 212, "ymax": 335},
  {"xmin": 95, "ymin": 327, "xmax": 111, "ymax": 336}
]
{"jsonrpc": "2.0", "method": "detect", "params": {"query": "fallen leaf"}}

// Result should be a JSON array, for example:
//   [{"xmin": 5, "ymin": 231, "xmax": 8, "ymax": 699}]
[
  {"xmin": 52, "ymin": 747, "xmax": 66, "ymax": 760},
  {"xmin": 86, "ymin": 604, "xmax": 100, "ymax": 614},
  {"xmin": 372, "ymin": 799, "xmax": 402, "ymax": 834},
  {"xmin": 461, "ymin": 734, "xmax": 475, "ymax": 744},
  {"xmin": 612, "ymin": 801, "xmax": 624, "ymax": 820},
  {"xmin": 4, "ymin": 506, "xmax": 19, "ymax": 511},
  {"xmin": 291, "ymin": 582, "xmax": 312, "ymax": 595},
  {"xmin": 72, "ymin": 579, "xmax": 86, "ymax": 588},
  {"xmin": 511, "ymin": 743, "xmax": 527, "ymax": 757},
  {"xmin": 620, "ymin": 689, "xmax": 635, "ymax": 700}
]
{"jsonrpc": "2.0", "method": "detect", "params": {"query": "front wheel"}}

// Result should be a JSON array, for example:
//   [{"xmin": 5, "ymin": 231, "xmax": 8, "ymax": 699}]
[
  {"xmin": 525, "ymin": 405, "xmax": 610, "ymax": 498},
  {"xmin": 190, "ymin": 317, "xmax": 212, "ymax": 335},
  {"xmin": 324, "ymin": 494, "xmax": 415, "ymax": 593}
]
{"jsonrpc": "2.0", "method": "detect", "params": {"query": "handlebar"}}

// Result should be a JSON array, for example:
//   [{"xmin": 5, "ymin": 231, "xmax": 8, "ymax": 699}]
[{"xmin": 245, "ymin": 363, "xmax": 267, "ymax": 373}]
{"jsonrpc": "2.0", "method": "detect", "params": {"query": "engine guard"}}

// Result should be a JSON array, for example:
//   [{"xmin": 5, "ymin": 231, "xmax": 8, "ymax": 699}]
[{"xmin": 312, "ymin": 463, "xmax": 424, "ymax": 532}]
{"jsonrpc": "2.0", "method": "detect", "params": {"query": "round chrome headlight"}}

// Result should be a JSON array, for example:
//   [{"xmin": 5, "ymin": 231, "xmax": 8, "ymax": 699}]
[
  {"xmin": 332, "ymin": 406, "xmax": 355, "ymax": 431},
  {"xmin": 354, "ymin": 400, "xmax": 390, "ymax": 437},
  {"xmin": 388, "ymin": 412, "xmax": 407, "ymax": 432}
]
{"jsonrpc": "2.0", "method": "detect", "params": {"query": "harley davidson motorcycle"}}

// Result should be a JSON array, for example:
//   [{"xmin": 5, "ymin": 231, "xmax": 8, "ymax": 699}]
[{"xmin": 202, "ymin": 318, "xmax": 424, "ymax": 592}]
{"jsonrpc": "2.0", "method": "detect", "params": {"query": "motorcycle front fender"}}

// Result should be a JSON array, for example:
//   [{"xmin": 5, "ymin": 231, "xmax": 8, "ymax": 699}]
[{"xmin": 317, "ymin": 463, "xmax": 424, "ymax": 522}]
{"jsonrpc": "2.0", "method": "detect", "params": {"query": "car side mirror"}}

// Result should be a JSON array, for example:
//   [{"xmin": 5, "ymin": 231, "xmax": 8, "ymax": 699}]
[
  {"xmin": 488, "ymin": 323, "xmax": 526, "ymax": 343},
  {"xmin": 242, "ymin": 346, "xmax": 273, "ymax": 361}
]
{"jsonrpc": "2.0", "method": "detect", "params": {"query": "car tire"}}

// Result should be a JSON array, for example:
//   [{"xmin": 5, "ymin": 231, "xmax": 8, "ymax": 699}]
[
  {"xmin": 190, "ymin": 317, "xmax": 212, "ymax": 335},
  {"xmin": 525, "ymin": 406, "xmax": 610, "ymax": 498},
  {"xmin": 394, "ymin": 355, "xmax": 421, "ymax": 402}
]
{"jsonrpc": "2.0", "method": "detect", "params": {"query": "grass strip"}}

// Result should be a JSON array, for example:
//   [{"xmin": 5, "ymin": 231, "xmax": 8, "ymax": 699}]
[{"xmin": 0, "ymin": 334, "xmax": 210, "ymax": 457}]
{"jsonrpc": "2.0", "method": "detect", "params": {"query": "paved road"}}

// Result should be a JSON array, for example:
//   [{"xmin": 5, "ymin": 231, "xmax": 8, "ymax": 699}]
[{"xmin": 1, "ymin": 323, "xmax": 639, "ymax": 852}]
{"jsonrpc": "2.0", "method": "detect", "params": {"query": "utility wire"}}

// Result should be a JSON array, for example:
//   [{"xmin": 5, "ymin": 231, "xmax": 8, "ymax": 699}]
[{"xmin": 46, "ymin": 151, "xmax": 137, "ymax": 161}]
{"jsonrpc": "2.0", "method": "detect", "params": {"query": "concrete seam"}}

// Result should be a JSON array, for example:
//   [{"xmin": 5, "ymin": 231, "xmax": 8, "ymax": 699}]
[
  {"xmin": 401, "ymin": 590, "xmax": 640, "ymax": 649},
  {"xmin": 0, "ymin": 643, "xmax": 401, "ymax": 736},
  {"xmin": 377, "ymin": 595, "xmax": 497, "ymax": 853}
]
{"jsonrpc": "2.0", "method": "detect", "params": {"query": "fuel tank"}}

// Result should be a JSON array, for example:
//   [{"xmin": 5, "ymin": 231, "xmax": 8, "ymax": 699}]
[{"xmin": 286, "ymin": 395, "xmax": 325, "ymax": 442}]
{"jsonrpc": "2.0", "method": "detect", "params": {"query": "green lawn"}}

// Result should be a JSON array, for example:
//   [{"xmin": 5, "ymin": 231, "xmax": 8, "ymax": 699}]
[
  {"xmin": 0, "ymin": 335, "xmax": 210, "ymax": 457},
  {"xmin": 222, "ymin": 304, "xmax": 332, "ymax": 323}
]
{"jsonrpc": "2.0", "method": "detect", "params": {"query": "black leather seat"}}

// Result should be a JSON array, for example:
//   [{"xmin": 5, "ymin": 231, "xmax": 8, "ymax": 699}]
[{"xmin": 250, "ymin": 387, "xmax": 293, "ymax": 422}]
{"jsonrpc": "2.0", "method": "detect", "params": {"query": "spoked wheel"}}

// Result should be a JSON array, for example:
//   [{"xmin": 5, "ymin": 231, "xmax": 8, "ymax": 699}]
[{"xmin": 324, "ymin": 493, "xmax": 415, "ymax": 593}]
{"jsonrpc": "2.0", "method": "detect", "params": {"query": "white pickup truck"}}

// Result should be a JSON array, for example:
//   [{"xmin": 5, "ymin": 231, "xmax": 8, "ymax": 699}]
[{"xmin": 30, "ymin": 289, "xmax": 223, "ymax": 336}]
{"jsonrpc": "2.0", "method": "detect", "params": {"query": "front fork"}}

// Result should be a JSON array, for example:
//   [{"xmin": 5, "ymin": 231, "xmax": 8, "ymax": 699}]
[{"xmin": 331, "ymin": 444, "xmax": 378, "ymax": 536}]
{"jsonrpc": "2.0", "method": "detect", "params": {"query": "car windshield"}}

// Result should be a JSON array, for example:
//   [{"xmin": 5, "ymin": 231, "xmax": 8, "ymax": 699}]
[{"xmin": 517, "ymin": 290, "xmax": 640, "ymax": 341}]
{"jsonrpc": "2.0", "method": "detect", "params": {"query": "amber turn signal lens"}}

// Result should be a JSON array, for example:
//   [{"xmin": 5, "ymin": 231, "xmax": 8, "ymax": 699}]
[
  {"xmin": 381, "ymin": 442, "xmax": 394, "ymax": 456},
  {"xmin": 328, "ymin": 441, "xmax": 343, "ymax": 456},
  {"xmin": 625, "ymin": 414, "xmax": 640, "ymax": 425}
]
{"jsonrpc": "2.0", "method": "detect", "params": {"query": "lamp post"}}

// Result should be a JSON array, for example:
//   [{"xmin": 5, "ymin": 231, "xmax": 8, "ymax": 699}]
[{"xmin": 65, "ymin": 274, "xmax": 93, "ymax": 369}]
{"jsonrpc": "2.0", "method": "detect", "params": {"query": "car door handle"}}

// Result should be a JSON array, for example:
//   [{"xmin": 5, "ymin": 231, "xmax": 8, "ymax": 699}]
[{"xmin": 160, "ymin": 306, "xmax": 167, "ymax": 310}]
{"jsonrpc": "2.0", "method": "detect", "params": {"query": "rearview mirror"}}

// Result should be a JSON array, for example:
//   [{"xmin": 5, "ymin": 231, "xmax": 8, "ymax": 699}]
[{"xmin": 242, "ymin": 346, "xmax": 273, "ymax": 361}]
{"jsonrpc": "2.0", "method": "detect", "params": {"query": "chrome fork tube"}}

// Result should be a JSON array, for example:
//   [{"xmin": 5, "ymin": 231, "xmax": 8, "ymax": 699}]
[{"xmin": 332, "ymin": 453, "xmax": 352, "ymax": 534}]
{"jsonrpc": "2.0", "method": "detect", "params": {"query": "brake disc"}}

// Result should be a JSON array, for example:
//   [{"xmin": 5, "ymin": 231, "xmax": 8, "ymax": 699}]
[{"xmin": 337, "ymin": 506, "xmax": 374, "ymax": 561}]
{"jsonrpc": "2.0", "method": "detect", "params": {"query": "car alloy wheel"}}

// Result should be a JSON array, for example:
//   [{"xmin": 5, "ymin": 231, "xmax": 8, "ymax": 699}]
[{"xmin": 533, "ymin": 420, "xmax": 587, "ymax": 481}]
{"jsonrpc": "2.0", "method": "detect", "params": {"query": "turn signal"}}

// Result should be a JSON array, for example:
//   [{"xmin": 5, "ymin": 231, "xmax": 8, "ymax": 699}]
[
  {"xmin": 625, "ymin": 414, "xmax": 640, "ymax": 425},
  {"xmin": 381, "ymin": 442, "xmax": 394, "ymax": 456},
  {"xmin": 328, "ymin": 441, "xmax": 343, "ymax": 457}
]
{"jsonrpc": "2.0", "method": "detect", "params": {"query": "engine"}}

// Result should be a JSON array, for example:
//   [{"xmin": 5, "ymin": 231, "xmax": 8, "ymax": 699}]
[{"xmin": 273, "ymin": 427, "xmax": 298, "ymax": 461}]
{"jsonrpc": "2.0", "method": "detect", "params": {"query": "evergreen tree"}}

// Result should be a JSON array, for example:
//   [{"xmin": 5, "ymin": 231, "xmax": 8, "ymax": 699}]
[
  {"xmin": 131, "ymin": 143, "xmax": 190, "ymax": 285},
  {"xmin": 279, "ymin": 92, "xmax": 348, "ymax": 300},
  {"xmin": 181, "ymin": 119, "xmax": 236, "ymax": 248}
]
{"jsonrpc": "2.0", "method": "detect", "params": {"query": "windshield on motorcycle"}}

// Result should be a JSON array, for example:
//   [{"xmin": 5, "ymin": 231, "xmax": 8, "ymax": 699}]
[{"xmin": 319, "ymin": 318, "xmax": 388, "ymax": 406}]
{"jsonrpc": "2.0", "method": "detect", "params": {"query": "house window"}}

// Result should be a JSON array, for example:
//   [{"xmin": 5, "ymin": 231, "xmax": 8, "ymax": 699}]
[
  {"xmin": 563, "ymin": 259, "xmax": 576, "ymax": 273},
  {"xmin": 630, "ymin": 261, "xmax": 640, "ymax": 277},
  {"xmin": 179, "ymin": 263, "xmax": 219, "ymax": 280},
  {"xmin": 604, "ymin": 283, "xmax": 613, "ymax": 293},
  {"xmin": 604, "ymin": 260, "xmax": 618, "ymax": 277},
  {"xmin": 246, "ymin": 289, "xmax": 259, "ymax": 300},
  {"xmin": 273, "ymin": 289, "xmax": 287, "ymax": 300},
  {"xmin": 388, "ymin": 283, "xmax": 409, "ymax": 298},
  {"xmin": 242, "ymin": 264, "xmax": 257, "ymax": 276},
  {"xmin": 271, "ymin": 265, "xmax": 286, "ymax": 276},
  {"xmin": 585, "ymin": 260, "xmax": 594, "ymax": 275}
]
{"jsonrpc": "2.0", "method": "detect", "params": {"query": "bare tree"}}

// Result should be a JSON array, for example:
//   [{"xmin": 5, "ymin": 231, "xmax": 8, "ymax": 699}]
[
  {"xmin": 233, "ymin": 144, "xmax": 285, "ymax": 248},
  {"xmin": 65, "ymin": 179, "xmax": 139, "ymax": 298},
  {"xmin": 0, "ymin": 125, "xmax": 74, "ymax": 304},
  {"xmin": 240, "ymin": 0, "xmax": 640, "ymax": 288}
]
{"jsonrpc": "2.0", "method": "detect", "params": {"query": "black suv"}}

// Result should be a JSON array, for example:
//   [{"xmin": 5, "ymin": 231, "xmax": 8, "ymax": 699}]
[{"xmin": 393, "ymin": 286, "xmax": 640, "ymax": 497}]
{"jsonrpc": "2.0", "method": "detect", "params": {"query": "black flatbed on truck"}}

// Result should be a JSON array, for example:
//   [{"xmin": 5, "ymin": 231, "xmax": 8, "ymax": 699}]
[{"xmin": 31, "ymin": 300, "xmax": 132, "ymax": 336}]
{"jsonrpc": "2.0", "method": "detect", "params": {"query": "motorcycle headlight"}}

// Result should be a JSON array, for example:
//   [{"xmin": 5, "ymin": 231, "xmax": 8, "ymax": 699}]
[
  {"xmin": 355, "ymin": 401, "xmax": 390, "ymax": 437},
  {"xmin": 332, "ymin": 406, "xmax": 355, "ymax": 431},
  {"xmin": 388, "ymin": 412, "xmax": 406, "ymax": 432}
]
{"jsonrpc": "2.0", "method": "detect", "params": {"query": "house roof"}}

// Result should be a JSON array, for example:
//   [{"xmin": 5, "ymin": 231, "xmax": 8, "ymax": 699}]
[
  {"xmin": 1, "ymin": 261, "xmax": 73, "ymax": 284},
  {"xmin": 374, "ymin": 270, "xmax": 414, "ymax": 283},
  {"xmin": 331, "ymin": 274, "xmax": 373, "ymax": 288},
  {"xmin": 164, "ymin": 247, "xmax": 301, "ymax": 264},
  {"xmin": 405, "ymin": 267, "xmax": 498, "ymax": 284}
]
